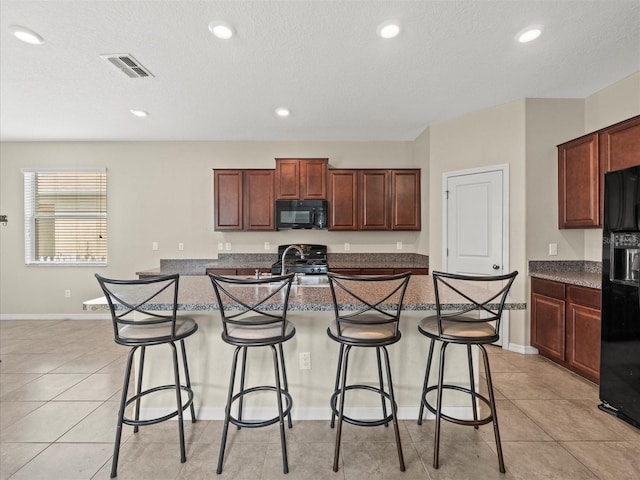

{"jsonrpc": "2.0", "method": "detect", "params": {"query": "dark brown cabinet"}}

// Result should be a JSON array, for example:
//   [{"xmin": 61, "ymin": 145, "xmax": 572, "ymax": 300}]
[
  {"xmin": 566, "ymin": 285, "xmax": 601, "ymax": 383},
  {"xmin": 360, "ymin": 170, "xmax": 390, "ymax": 230},
  {"xmin": 558, "ymin": 134, "xmax": 600, "ymax": 228},
  {"xmin": 530, "ymin": 277, "xmax": 601, "ymax": 383},
  {"xmin": 214, "ymin": 169, "xmax": 275, "ymax": 231},
  {"xmin": 531, "ymin": 278, "xmax": 566, "ymax": 361},
  {"xmin": 391, "ymin": 170, "xmax": 421, "ymax": 231},
  {"xmin": 327, "ymin": 169, "xmax": 358, "ymax": 230},
  {"xmin": 329, "ymin": 267, "xmax": 428, "ymax": 275},
  {"xmin": 328, "ymin": 169, "xmax": 421, "ymax": 231},
  {"xmin": 558, "ymin": 115, "xmax": 640, "ymax": 229},
  {"xmin": 206, "ymin": 267, "xmax": 270, "ymax": 276},
  {"xmin": 275, "ymin": 158, "xmax": 328, "ymax": 200}
]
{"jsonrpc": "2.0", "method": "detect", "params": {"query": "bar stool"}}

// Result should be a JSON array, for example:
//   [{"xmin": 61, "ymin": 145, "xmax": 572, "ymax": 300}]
[
  {"xmin": 326, "ymin": 271, "xmax": 412, "ymax": 472},
  {"xmin": 208, "ymin": 272, "xmax": 296, "ymax": 474},
  {"xmin": 416, "ymin": 270, "xmax": 518, "ymax": 473},
  {"xmin": 95, "ymin": 273, "xmax": 198, "ymax": 478}
]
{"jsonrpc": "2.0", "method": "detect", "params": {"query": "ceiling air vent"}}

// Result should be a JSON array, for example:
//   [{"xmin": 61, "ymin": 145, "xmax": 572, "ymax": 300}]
[{"xmin": 100, "ymin": 54, "xmax": 154, "ymax": 78}]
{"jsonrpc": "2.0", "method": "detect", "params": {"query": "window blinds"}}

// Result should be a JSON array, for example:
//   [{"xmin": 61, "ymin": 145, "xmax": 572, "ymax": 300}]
[{"xmin": 23, "ymin": 168, "xmax": 107, "ymax": 265}]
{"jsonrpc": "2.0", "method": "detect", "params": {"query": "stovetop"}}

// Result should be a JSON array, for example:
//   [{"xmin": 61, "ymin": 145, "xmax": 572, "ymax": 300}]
[{"xmin": 271, "ymin": 244, "xmax": 328, "ymax": 275}]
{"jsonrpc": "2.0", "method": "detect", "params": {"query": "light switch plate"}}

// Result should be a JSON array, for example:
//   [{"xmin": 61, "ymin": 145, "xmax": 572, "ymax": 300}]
[{"xmin": 549, "ymin": 243, "xmax": 558, "ymax": 256}]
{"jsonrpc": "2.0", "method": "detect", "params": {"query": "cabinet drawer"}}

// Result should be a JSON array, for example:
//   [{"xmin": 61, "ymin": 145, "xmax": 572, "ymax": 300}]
[
  {"xmin": 567, "ymin": 285, "xmax": 601, "ymax": 309},
  {"xmin": 531, "ymin": 277, "xmax": 565, "ymax": 300},
  {"xmin": 206, "ymin": 268, "xmax": 237, "ymax": 276}
]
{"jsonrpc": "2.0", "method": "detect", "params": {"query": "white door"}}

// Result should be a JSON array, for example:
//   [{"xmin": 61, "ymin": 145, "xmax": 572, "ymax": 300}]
[
  {"xmin": 445, "ymin": 168, "xmax": 506, "ymax": 275},
  {"xmin": 443, "ymin": 165, "xmax": 510, "ymax": 347}
]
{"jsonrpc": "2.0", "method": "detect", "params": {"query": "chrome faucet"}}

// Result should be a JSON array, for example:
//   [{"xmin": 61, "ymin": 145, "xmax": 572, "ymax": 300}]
[{"xmin": 281, "ymin": 245, "xmax": 304, "ymax": 275}]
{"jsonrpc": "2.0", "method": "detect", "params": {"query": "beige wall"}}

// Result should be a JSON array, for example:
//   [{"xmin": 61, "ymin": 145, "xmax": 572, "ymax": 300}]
[
  {"xmin": 0, "ymin": 141, "xmax": 421, "ymax": 315},
  {"xmin": 427, "ymin": 100, "xmax": 530, "ymax": 350},
  {"xmin": 583, "ymin": 73, "xmax": 640, "ymax": 260},
  {"xmin": 2, "ymin": 72, "xmax": 638, "ymax": 350}
]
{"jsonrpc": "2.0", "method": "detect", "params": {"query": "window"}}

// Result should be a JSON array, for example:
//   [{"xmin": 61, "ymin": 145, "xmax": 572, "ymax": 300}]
[{"xmin": 23, "ymin": 168, "xmax": 107, "ymax": 265}]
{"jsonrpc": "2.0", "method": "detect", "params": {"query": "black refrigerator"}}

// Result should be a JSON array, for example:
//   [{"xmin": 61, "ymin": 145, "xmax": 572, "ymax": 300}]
[{"xmin": 599, "ymin": 165, "xmax": 640, "ymax": 428}]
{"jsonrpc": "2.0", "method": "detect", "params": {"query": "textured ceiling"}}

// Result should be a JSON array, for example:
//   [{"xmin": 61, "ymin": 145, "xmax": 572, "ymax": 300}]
[{"xmin": 1, "ymin": 0, "xmax": 639, "ymax": 142}]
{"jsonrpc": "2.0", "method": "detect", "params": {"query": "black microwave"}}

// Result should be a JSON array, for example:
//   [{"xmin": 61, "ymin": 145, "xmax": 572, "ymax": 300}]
[{"xmin": 275, "ymin": 200, "xmax": 328, "ymax": 230}]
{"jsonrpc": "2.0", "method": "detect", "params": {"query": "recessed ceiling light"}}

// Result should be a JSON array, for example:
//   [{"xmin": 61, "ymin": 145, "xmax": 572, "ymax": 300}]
[
  {"xmin": 377, "ymin": 20, "xmax": 401, "ymax": 39},
  {"xmin": 9, "ymin": 25, "xmax": 44, "ymax": 45},
  {"xmin": 208, "ymin": 21, "xmax": 234, "ymax": 40},
  {"xmin": 130, "ymin": 109, "xmax": 148, "ymax": 118},
  {"xmin": 516, "ymin": 25, "xmax": 543, "ymax": 43},
  {"xmin": 275, "ymin": 107, "xmax": 290, "ymax": 117}
]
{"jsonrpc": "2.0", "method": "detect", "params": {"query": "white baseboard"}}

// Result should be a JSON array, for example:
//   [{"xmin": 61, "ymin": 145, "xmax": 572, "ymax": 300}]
[
  {"xmin": 0, "ymin": 313, "xmax": 110, "ymax": 320},
  {"xmin": 505, "ymin": 342, "xmax": 539, "ymax": 355}
]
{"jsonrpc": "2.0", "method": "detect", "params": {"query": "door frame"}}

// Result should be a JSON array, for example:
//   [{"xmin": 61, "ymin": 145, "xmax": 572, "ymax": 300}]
[{"xmin": 442, "ymin": 163, "xmax": 510, "ymax": 348}]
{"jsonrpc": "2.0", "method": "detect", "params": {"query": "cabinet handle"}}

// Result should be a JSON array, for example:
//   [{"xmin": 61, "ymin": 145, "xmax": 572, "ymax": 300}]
[{"xmin": 492, "ymin": 264, "xmax": 500, "ymax": 270}]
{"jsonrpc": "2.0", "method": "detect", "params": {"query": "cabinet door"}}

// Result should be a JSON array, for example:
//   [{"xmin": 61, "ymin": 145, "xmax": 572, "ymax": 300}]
[
  {"xmin": 566, "ymin": 302, "xmax": 601, "ymax": 382},
  {"xmin": 599, "ymin": 115, "xmax": 640, "ymax": 173},
  {"xmin": 391, "ymin": 169, "xmax": 421, "ymax": 230},
  {"xmin": 566, "ymin": 285, "xmax": 601, "ymax": 382},
  {"xmin": 206, "ymin": 268, "xmax": 237, "ymax": 275},
  {"xmin": 359, "ymin": 170, "xmax": 390, "ymax": 230},
  {"xmin": 274, "ymin": 159, "xmax": 300, "ymax": 199},
  {"xmin": 244, "ymin": 170, "xmax": 275, "ymax": 230},
  {"xmin": 328, "ymin": 170, "xmax": 358, "ymax": 230},
  {"xmin": 214, "ymin": 170, "xmax": 243, "ymax": 231},
  {"xmin": 531, "ymin": 293, "xmax": 566, "ymax": 361},
  {"xmin": 300, "ymin": 159, "xmax": 328, "ymax": 199},
  {"xmin": 558, "ymin": 134, "xmax": 600, "ymax": 228}
]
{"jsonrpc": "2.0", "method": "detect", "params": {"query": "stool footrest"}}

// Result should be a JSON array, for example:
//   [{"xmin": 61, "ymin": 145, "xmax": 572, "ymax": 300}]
[
  {"xmin": 123, "ymin": 384, "xmax": 194, "ymax": 427},
  {"xmin": 331, "ymin": 384, "xmax": 396, "ymax": 427},
  {"xmin": 422, "ymin": 384, "xmax": 493, "ymax": 427},
  {"xmin": 229, "ymin": 385, "xmax": 293, "ymax": 429}
]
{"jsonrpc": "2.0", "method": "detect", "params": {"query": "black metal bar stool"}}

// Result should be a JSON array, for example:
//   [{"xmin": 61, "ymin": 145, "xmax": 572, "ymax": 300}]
[
  {"xmin": 95, "ymin": 273, "xmax": 198, "ymax": 478},
  {"xmin": 208, "ymin": 272, "xmax": 296, "ymax": 475},
  {"xmin": 416, "ymin": 270, "xmax": 518, "ymax": 473},
  {"xmin": 326, "ymin": 271, "xmax": 412, "ymax": 472}
]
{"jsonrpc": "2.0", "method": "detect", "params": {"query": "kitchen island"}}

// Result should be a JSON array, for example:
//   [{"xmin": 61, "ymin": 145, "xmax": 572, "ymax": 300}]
[{"xmin": 84, "ymin": 274, "xmax": 525, "ymax": 421}]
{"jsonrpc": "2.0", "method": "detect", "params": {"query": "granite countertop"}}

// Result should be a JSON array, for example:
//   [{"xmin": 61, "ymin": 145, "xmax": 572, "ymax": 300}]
[
  {"xmin": 136, "ymin": 253, "xmax": 430, "ymax": 276},
  {"xmin": 529, "ymin": 260, "xmax": 601, "ymax": 289},
  {"xmin": 84, "ymin": 274, "xmax": 526, "ymax": 313}
]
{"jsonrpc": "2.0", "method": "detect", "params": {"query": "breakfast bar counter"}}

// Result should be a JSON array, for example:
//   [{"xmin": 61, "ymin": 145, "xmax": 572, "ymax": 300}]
[{"xmin": 84, "ymin": 275, "xmax": 525, "ymax": 421}]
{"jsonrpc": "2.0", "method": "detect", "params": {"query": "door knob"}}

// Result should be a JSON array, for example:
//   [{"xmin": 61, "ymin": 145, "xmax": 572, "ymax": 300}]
[{"xmin": 492, "ymin": 264, "xmax": 500, "ymax": 270}]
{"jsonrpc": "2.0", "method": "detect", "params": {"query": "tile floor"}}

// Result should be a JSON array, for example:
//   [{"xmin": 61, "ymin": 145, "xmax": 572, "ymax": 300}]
[{"xmin": 1, "ymin": 319, "xmax": 639, "ymax": 479}]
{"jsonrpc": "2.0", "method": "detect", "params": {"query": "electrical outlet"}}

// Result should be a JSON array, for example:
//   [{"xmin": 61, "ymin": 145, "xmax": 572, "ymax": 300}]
[
  {"xmin": 264, "ymin": 241, "xmax": 270, "ymax": 250},
  {"xmin": 225, "ymin": 242, "xmax": 231, "ymax": 251},
  {"xmin": 64, "ymin": 289, "xmax": 71, "ymax": 298},
  {"xmin": 344, "ymin": 242, "xmax": 350, "ymax": 251},
  {"xmin": 549, "ymin": 243, "xmax": 558, "ymax": 256},
  {"xmin": 217, "ymin": 242, "xmax": 224, "ymax": 251},
  {"xmin": 152, "ymin": 242, "xmax": 158, "ymax": 251},
  {"xmin": 178, "ymin": 242, "xmax": 184, "ymax": 251},
  {"xmin": 396, "ymin": 241, "xmax": 403, "ymax": 250},
  {"xmin": 299, "ymin": 352, "xmax": 311, "ymax": 370}
]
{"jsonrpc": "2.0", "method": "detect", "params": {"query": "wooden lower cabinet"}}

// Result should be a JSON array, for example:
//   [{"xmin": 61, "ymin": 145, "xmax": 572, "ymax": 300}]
[
  {"xmin": 206, "ymin": 268, "xmax": 271, "ymax": 276},
  {"xmin": 530, "ymin": 277, "xmax": 601, "ymax": 383},
  {"xmin": 330, "ymin": 267, "xmax": 428, "ymax": 275},
  {"xmin": 566, "ymin": 285, "xmax": 601, "ymax": 382}
]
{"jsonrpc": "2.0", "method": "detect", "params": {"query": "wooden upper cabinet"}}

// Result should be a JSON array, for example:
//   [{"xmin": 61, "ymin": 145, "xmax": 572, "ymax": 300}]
[
  {"xmin": 329, "ymin": 168, "xmax": 421, "ymax": 231},
  {"xmin": 558, "ymin": 115, "xmax": 640, "ymax": 229},
  {"xmin": 214, "ymin": 170, "xmax": 243, "ymax": 230},
  {"xmin": 328, "ymin": 169, "xmax": 358, "ymax": 230},
  {"xmin": 558, "ymin": 134, "xmax": 600, "ymax": 228},
  {"xmin": 599, "ymin": 115, "xmax": 640, "ymax": 173},
  {"xmin": 214, "ymin": 169, "xmax": 274, "ymax": 231},
  {"xmin": 275, "ymin": 158, "xmax": 328, "ymax": 200},
  {"xmin": 359, "ymin": 170, "xmax": 390, "ymax": 230},
  {"xmin": 391, "ymin": 169, "xmax": 421, "ymax": 230},
  {"xmin": 244, "ymin": 170, "xmax": 275, "ymax": 230}
]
